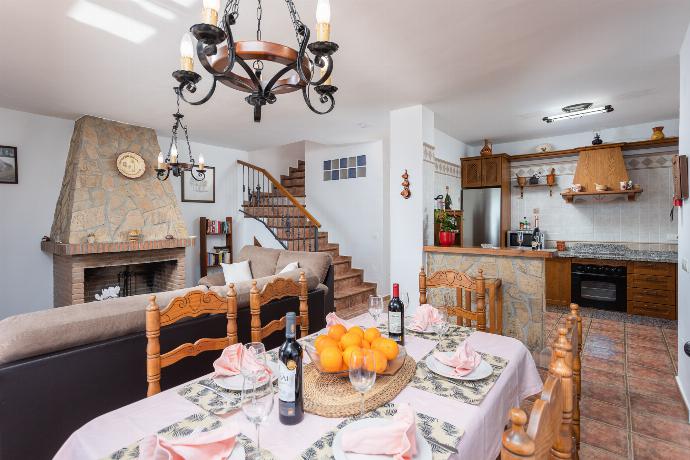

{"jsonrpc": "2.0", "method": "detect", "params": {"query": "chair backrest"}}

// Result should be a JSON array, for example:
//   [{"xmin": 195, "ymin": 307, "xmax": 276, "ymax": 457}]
[
  {"xmin": 145, "ymin": 285, "xmax": 238, "ymax": 397},
  {"xmin": 419, "ymin": 267, "xmax": 487, "ymax": 331},
  {"xmin": 501, "ymin": 347, "xmax": 571, "ymax": 460},
  {"xmin": 249, "ymin": 272, "xmax": 309, "ymax": 342},
  {"xmin": 566, "ymin": 303, "xmax": 582, "ymax": 453}
]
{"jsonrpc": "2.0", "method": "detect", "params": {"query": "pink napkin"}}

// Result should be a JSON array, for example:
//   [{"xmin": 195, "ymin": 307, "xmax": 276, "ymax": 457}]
[
  {"xmin": 409, "ymin": 304, "xmax": 443, "ymax": 332},
  {"xmin": 212, "ymin": 344, "xmax": 270, "ymax": 380},
  {"xmin": 433, "ymin": 341, "xmax": 482, "ymax": 377},
  {"xmin": 326, "ymin": 312, "xmax": 353, "ymax": 328},
  {"xmin": 138, "ymin": 423, "xmax": 239, "ymax": 460},
  {"xmin": 341, "ymin": 403, "xmax": 418, "ymax": 460}
]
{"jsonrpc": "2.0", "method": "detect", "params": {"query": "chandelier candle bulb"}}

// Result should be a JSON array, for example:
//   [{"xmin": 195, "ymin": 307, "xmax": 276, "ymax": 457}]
[
  {"xmin": 157, "ymin": 152, "xmax": 165, "ymax": 169},
  {"xmin": 169, "ymin": 144, "xmax": 178, "ymax": 164},
  {"xmin": 179, "ymin": 33, "xmax": 194, "ymax": 71},
  {"xmin": 198, "ymin": 155, "xmax": 205, "ymax": 170},
  {"xmin": 315, "ymin": 0, "xmax": 331, "ymax": 41},
  {"xmin": 202, "ymin": 0, "xmax": 220, "ymax": 26}
]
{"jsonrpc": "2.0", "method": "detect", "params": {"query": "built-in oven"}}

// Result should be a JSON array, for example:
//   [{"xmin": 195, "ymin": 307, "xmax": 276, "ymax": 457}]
[
  {"xmin": 506, "ymin": 230, "xmax": 535, "ymax": 248},
  {"xmin": 571, "ymin": 262, "xmax": 627, "ymax": 312}
]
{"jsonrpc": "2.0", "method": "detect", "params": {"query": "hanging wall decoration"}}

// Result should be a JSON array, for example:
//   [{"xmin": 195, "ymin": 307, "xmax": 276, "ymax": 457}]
[
  {"xmin": 0, "ymin": 145, "xmax": 18, "ymax": 184},
  {"xmin": 400, "ymin": 169, "xmax": 411, "ymax": 199}
]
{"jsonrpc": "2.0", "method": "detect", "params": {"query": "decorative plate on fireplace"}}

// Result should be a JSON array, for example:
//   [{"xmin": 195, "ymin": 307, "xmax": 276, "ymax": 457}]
[{"xmin": 116, "ymin": 151, "xmax": 146, "ymax": 179}]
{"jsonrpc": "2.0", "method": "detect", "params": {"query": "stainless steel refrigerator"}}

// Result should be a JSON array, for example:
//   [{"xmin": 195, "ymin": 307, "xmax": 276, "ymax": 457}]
[{"xmin": 461, "ymin": 188, "xmax": 502, "ymax": 247}]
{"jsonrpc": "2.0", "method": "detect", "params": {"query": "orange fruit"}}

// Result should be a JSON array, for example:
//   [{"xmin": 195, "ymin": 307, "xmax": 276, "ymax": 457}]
[
  {"xmin": 320, "ymin": 346, "xmax": 343, "ymax": 372},
  {"xmin": 365, "ymin": 349, "xmax": 387, "ymax": 373},
  {"xmin": 328, "ymin": 324, "xmax": 347, "ymax": 341},
  {"xmin": 315, "ymin": 335, "xmax": 339, "ymax": 354},
  {"xmin": 364, "ymin": 327, "xmax": 381, "ymax": 344},
  {"xmin": 373, "ymin": 337, "xmax": 399, "ymax": 361},
  {"xmin": 361, "ymin": 339, "xmax": 371, "ymax": 349},
  {"xmin": 371, "ymin": 337, "xmax": 386, "ymax": 349},
  {"xmin": 348, "ymin": 326, "xmax": 364, "ymax": 338},
  {"xmin": 343, "ymin": 346, "xmax": 363, "ymax": 368},
  {"xmin": 340, "ymin": 332, "xmax": 362, "ymax": 349}
]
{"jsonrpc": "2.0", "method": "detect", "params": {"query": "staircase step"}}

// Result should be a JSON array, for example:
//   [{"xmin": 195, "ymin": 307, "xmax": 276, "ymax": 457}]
[
  {"xmin": 281, "ymin": 178, "xmax": 304, "ymax": 187},
  {"xmin": 281, "ymin": 171, "xmax": 305, "ymax": 180},
  {"xmin": 242, "ymin": 207, "xmax": 305, "ymax": 218},
  {"xmin": 333, "ymin": 255, "xmax": 352, "ymax": 276},
  {"xmin": 334, "ymin": 283, "xmax": 377, "ymax": 311},
  {"xmin": 289, "ymin": 166, "xmax": 304, "ymax": 175},
  {"xmin": 284, "ymin": 186, "xmax": 305, "ymax": 196},
  {"xmin": 243, "ymin": 196, "xmax": 305, "ymax": 207},
  {"xmin": 335, "ymin": 269, "xmax": 364, "ymax": 291},
  {"xmin": 319, "ymin": 243, "xmax": 339, "ymax": 258}
]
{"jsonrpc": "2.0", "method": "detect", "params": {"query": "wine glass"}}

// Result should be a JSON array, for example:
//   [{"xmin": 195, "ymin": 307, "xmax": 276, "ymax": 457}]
[
  {"xmin": 242, "ymin": 342, "xmax": 268, "ymax": 380},
  {"xmin": 368, "ymin": 295, "xmax": 384, "ymax": 327},
  {"xmin": 348, "ymin": 351, "xmax": 377, "ymax": 417},
  {"xmin": 517, "ymin": 231, "xmax": 524, "ymax": 248},
  {"xmin": 241, "ymin": 371, "xmax": 275, "ymax": 460},
  {"xmin": 432, "ymin": 306, "xmax": 449, "ymax": 341}
]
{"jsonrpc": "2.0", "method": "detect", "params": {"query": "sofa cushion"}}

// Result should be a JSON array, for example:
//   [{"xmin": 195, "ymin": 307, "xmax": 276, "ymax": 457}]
[
  {"xmin": 221, "ymin": 260, "xmax": 253, "ymax": 284},
  {"xmin": 199, "ymin": 271, "xmax": 225, "ymax": 287},
  {"xmin": 210, "ymin": 270, "xmax": 320, "ymax": 308},
  {"xmin": 276, "ymin": 250, "xmax": 332, "ymax": 283},
  {"xmin": 238, "ymin": 246, "xmax": 282, "ymax": 278},
  {"xmin": 278, "ymin": 261, "xmax": 299, "ymax": 274},
  {"xmin": 0, "ymin": 286, "xmax": 209, "ymax": 365}
]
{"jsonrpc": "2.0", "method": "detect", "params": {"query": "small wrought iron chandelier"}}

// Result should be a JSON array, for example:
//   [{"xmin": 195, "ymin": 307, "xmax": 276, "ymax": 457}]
[
  {"xmin": 173, "ymin": 0, "xmax": 338, "ymax": 122},
  {"xmin": 155, "ymin": 93, "xmax": 206, "ymax": 182}
]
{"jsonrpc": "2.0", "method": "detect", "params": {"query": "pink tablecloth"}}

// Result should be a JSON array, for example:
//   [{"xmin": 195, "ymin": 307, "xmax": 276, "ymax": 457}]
[{"xmin": 54, "ymin": 314, "xmax": 542, "ymax": 460}]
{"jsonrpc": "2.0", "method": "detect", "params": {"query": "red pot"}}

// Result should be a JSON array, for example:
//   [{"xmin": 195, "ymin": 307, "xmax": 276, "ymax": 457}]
[{"xmin": 438, "ymin": 231, "xmax": 456, "ymax": 246}]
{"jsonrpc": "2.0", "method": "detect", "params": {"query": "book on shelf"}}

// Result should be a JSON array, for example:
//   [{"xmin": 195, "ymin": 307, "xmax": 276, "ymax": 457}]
[
  {"xmin": 205, "ymin": 219, "xmax": 230, "ymax": 235},
  {"xmin": 207, "ymin": 250, "xmax": 232, "ymax": 266}
]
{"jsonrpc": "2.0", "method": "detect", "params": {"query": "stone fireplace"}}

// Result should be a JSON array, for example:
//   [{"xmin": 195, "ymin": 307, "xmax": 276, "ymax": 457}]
[{"xmin": 42, "ymin": 116, "xmax": 194, "ymax": 306}]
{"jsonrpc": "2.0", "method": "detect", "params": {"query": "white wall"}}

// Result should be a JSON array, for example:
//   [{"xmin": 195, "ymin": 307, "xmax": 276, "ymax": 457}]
[
  {"xmin": 305, "ymin": 141, "xmax": 387, "ymax": 291},
  {"xmin": 247, "ymin": 141, "xmax": 305, "ymax": 179},
  {"xmin": 677, "ymin": 24, "xmax": 690, "ymax": 416},
  {"xmin": 0, "ymin": 108, "xmax": 74, "ymax": 317},
  {"xmin": 0, "ymin": 107, "xmax": 249, "ymax": 318},
  {"xmin": 159, "ymin": 136, "xmax": 247, "ymax": 286},
  {"xmin": 471, "ymin": 119, "xmax": 679, "ymax": 155},
  {"xmin": 389, "ymin": 105, "xmax": 434, "ymax": 299},
  {"xmin": 434, "ymin": 128, "xmax": 469, "ymax": 162}
]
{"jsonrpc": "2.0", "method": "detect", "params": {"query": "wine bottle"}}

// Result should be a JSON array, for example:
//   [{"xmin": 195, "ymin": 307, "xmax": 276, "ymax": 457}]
[
  {"xmin": 388, "ymin": 283, "xmax": 405, "ymax": 345},
  {"xmin": 531, "ymin": 216, "xmax": 540, "ymax": 251},
  {"xmin": 444, "ymin": 186, "xmax": 452, "ymax": 210},
  {"xmin": 278, "ymin": 312, "xmax": 304, "ymax": 425}
]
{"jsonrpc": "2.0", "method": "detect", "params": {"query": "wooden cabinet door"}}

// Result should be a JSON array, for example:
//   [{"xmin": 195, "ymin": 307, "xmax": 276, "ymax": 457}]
[
  {"xmin": 481, "ymin": 157, "xmax": 503, "ymax": 187},
  {"xmin": 545, "ymin": 258, "xmax": 572, "ymax": 307},
  {"xmin": 461, "ymin": 158, "xmax": 483, "ymax": 188}
]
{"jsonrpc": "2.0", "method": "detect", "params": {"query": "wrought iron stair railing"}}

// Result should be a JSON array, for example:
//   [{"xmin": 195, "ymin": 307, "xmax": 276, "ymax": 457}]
[{"xmin": 238, "ymin": 160, "xmax": 321, "ymax": 252}]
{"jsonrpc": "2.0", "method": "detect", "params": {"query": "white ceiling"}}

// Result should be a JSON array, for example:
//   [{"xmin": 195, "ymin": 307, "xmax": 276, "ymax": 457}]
[{"xmin": 0, "ymin": 0, "xmax": 689, "ymax": 151}]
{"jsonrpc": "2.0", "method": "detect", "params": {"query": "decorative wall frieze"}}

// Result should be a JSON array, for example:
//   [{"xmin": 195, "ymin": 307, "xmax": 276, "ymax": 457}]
[{"xmin": 422, "ymin": 143, "xmax": 461, "ymax": 178}]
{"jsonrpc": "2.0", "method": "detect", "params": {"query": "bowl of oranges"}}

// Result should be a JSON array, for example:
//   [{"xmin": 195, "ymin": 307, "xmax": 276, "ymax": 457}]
[{"xmin": 304, "ymin": 324, "xmax": 406, "ymax": 377}]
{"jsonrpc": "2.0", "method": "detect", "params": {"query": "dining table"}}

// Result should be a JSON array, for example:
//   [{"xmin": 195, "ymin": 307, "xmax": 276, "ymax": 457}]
[{"xmin": 53, "ymin": 313, "xmax": 543, "ymax": 460}]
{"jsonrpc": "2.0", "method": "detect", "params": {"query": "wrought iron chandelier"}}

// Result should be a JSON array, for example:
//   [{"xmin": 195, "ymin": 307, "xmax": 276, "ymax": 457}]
[
  {"xmin": 155, "ymin": 93, "xmax": 206, "ymax": 182},
  {"xmin": 172, "ymin": 0, "xmax": 338, "ymax": 122}
]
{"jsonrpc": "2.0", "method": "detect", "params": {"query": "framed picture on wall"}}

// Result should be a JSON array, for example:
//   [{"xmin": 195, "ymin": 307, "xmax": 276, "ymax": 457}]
[
  {"xmin": 0, "ymin": 146, "xmax": 18, "ymax": 184},
  {"xmin": 182, "ymin": 166, "xmax": 215, "ymax": 203}
]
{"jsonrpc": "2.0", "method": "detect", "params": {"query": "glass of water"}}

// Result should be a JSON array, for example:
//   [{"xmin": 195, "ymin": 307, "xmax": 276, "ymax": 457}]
[
  {"xmin": 432, "ymin": 306, "xmax": 449, "ymax": 341},
  {"xmin": 241, "ymin": 371, "xmax": 275, "ymax": 459},
  {"xmin": 349, "ymin": 351, "xmax": 377, "ymax": 417},
  {"xmin": 368, "ymin": 295, "xmax": 384, "ymax": 327}
]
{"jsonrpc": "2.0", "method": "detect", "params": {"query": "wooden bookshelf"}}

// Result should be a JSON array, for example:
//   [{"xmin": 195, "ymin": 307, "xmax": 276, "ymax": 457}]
[{"xmin": 199, "ymin": 216, "xmax": 233, "ymax": 278}]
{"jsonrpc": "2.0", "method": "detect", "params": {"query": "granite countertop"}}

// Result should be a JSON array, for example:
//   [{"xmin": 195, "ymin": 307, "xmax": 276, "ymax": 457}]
[{"xmin": 557, "ymin": 243, "xmax": 677, "ymax": 263}]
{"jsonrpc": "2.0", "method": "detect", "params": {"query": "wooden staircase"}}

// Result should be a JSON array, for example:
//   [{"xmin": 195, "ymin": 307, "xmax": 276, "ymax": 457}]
[{"xmin": 239, "ymin": 159, "xmax": 377, "ymax": 313}]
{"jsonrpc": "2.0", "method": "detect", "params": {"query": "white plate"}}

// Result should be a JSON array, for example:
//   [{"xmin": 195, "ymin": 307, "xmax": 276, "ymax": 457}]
[
  {"xmin": 332, "ymin": 418, "xmax": 432, "ymax": 460},
  {"xmin": 425, "ymin": 353, "xmax": 493, "ymax": 381},
  {"xmin": 213, "ymin": 360, "xmax": 280, "ymax": 391}
]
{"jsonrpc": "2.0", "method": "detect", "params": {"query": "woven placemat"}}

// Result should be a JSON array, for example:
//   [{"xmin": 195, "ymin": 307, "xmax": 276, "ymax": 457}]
[{"xmin": 303, "ymin": 355, "xmax": 416, "ymax": 418}]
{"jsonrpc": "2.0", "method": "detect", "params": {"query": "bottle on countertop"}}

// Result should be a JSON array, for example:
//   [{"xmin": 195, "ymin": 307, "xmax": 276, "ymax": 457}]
[
  {"xmin": 444, "ymin": 186, "xmax": 452, "ymax": 210},
  {"xmin": 531, "ymin": 216, "xmax": 541, "ymax": 251},
  {"xmin": 388, "ymin": 283, "xmax": 405, "ymax": 346},
  {"xmin": 278, "ymin": 312, "xmax": 304, "ymax": 425}
]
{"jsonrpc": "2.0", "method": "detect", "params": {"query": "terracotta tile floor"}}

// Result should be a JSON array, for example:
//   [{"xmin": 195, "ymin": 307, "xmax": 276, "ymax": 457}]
[{"xmin": 534, "ymin": 309, "xmax": 689, "ymax": 459}]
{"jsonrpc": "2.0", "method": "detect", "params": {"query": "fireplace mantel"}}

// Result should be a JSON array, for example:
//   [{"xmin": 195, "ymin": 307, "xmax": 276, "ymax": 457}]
[{"xmin": 41, "ymin": 238, "xmax": 195, "ymax": 256}]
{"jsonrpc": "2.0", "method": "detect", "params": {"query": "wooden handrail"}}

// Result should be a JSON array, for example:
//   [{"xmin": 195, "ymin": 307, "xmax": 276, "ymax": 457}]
[{"xmin": 237, "ymin": 159, "xmax": 321, "ymax": 228}]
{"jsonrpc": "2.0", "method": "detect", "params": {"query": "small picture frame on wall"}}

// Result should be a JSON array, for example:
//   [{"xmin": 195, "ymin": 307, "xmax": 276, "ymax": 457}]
[
  {"xmin": 182, "ymin": 166, "xmax": 215, "ymax": 203},
  {"xmin": 0, "ymin": 146, "xmax": 18, "ymax": 184}
]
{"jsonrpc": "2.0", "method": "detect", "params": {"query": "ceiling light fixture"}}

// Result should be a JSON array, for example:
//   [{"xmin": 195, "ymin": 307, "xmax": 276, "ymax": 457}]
[
  {"xmin": 172, "ymin": 0, "xmax": 339, "ymax": 122},
  {"xmin": 543, "ymin": 104, "xmax": 614, "ymax": 123},
  {"xmin": 155, "ymin": 93, "xmax": 206, "ymax": 182}
]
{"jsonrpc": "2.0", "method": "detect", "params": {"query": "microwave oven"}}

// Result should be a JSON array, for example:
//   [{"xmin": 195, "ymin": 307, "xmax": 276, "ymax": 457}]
[{"xmin": 506, "ymin": 230, "xmax": 535, "ymax": 248}]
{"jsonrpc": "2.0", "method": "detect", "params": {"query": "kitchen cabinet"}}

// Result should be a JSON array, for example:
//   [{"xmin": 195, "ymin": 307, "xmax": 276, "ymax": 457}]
[
  {"xmin": 545, "ymin": 258, "xmax": 572, "ymax": 307},
  {"xmin": 461, "ymin": 155, "xmax": 509, "ymax": 188},
  {"xmin": 627, "ymin": 261, "xmax": 677, "ymax": 320}
]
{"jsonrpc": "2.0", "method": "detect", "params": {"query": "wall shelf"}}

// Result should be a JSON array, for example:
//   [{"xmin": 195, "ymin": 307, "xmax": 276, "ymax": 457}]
[
  {"xmin": 508, "ymin": 137, "xmax": 678, "ymax": 162},
  {"xmin": 513, "ymin": 182, "xmax": 556, "ymax": 198},
  {"xmin": 199, "ymin": 216, "xmax": 233, "ymax": 278},
  {"xmin": 560, "ymin": 188, "xmax": 643, "ymax": 203}
]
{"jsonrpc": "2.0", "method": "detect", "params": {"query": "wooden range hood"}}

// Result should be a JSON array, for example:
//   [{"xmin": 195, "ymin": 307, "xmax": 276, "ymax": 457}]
[{"xmin": 560, "ymin": 146, "xmax": 643, "ymax": 203}]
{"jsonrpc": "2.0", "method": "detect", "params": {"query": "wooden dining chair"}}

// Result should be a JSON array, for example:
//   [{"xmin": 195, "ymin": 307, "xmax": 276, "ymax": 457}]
[
  {"xmin": 501, "ymin": 345, "xmax": 573, "ymax": 459},
  {"xmin": 249, "ymin": 272, "xmax": 309, "ymax": 343},
  {"xmin": 145, "ymin": 285, "xmax": 238, "ymax": 397},
  {"xmin": 419, "ymin": 267, "xmax": 487, "ymax": 331}
]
